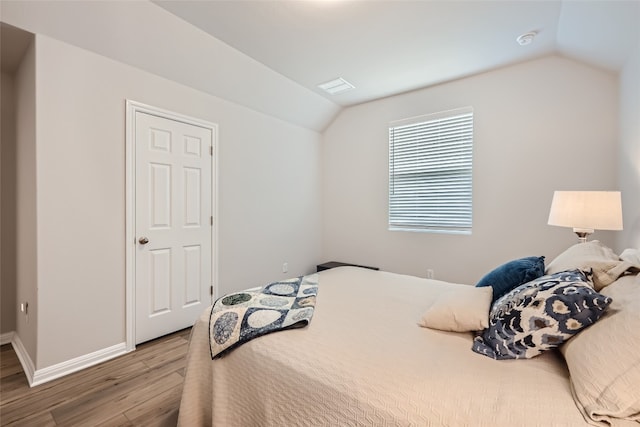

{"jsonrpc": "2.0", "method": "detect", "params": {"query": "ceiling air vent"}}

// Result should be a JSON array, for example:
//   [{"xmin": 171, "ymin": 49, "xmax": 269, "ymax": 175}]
[{"xmin": 317, "ymin": 77, "xmax": 355, "ymax": 95}]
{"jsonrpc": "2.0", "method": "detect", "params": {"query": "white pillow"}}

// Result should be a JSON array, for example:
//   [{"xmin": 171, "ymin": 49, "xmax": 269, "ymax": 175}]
[
  {"xmin": 620, "ymin": 248, "xmax": 640, "ymax": 267},
  {"xmin": 546, "ymin": 240, "xmax": 630, "ymax": 290},
  {"xmin": 561, "ymin": 273, "xmax": 640, "ymax": 425},
  {"xmin": 418, "ymin": 285, "xmax": 492, "ymax": 332}
]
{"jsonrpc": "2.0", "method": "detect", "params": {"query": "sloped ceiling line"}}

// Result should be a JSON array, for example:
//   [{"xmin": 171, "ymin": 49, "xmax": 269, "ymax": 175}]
[{"xmin": 2, "ymin": 0, "xmax": 638, "ymax": 132}]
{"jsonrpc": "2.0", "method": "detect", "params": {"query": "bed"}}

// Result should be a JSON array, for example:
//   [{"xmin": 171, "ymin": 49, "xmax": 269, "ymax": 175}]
[{"xmin": 177, "ymin": 243, "xmax": 640, "ymax": 427}]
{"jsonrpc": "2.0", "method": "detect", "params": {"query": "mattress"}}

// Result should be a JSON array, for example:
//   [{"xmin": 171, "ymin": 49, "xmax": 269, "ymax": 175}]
[{"xmin": 178, "ymin": 266, "xmax": 590, "ymax": 426}]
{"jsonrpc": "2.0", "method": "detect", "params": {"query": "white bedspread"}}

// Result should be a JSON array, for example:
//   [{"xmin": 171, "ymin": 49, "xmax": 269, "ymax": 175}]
[{"xmin": 178, "ymin": 267, "xmax": 591, "ymax": 426}]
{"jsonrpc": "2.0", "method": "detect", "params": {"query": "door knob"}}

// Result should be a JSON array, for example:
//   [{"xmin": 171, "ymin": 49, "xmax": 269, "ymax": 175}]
[{"xmin": 138, "ymin": 237, "xmax": 149, "ymax": 245}]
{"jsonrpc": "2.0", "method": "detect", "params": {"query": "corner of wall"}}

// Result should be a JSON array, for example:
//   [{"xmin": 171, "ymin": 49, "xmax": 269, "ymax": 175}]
[
  {"xmin": 13, "ymin": 33, "xmax": 38, "ymax": 369},
  {"xmin": 618, "ymin": 44, "xmax": 640, "ymax": 250}
]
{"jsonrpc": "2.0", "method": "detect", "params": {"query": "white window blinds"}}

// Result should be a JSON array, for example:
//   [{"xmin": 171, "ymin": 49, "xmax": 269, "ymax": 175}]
[{"xmin": 389, "ymin": 107, "xmax": 473, "ymax": 234}]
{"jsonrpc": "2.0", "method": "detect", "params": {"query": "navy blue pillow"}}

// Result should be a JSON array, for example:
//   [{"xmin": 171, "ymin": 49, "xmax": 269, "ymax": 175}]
[{"xmin": 476, "ymin": 256, "xmax": 545, "ymax": 302}]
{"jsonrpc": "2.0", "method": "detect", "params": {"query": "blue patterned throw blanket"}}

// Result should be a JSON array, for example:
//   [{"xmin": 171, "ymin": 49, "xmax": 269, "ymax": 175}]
[{"xmin": 209, "ymin": 274, "xmax": 318, "ymax": 359}]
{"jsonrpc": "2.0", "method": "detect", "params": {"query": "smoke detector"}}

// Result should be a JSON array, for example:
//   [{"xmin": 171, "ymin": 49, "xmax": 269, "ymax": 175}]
[
  {"xmin": 516, "ymin": 31, "xmax": 537, "ymax": 46},
  {"xmin": 317, "ymin": 77, "xmax": 355, "ymax": 95}
]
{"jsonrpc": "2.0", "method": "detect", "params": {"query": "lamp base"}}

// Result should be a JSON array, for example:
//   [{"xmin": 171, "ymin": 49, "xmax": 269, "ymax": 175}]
[{"xmin": 573, "ymin": 227, "xmax": 594, "ymax": 243}]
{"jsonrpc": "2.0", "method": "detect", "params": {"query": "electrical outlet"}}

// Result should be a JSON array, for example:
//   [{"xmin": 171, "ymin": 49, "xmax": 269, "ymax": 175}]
[
  {"xmin": 426, "ymin": 269, "xmax": 435, "ymax": 279},
  {"xmin": 282, "ymin": 262, "xmax": 288, "ymax": 273}
]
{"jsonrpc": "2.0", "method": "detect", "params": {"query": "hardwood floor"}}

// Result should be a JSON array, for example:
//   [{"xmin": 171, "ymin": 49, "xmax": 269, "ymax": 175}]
[{"xmin": 0, "ymin": 328, "xmax": 191, "ymax": 426}]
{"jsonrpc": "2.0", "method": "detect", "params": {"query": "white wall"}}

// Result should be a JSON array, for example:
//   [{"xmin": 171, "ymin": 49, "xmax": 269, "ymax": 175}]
[
  {"xmin": 618, "ymin": 44, "xmax": 640, "ymax": 250},
  {"xmin": 33, "ymin": 34, "xmax": 322, "ymax": 369},
  {"xmin": 1, "ymin": 71, "xmax": 17, "ymax": 335},
  {"xmin": 322, "ymin": 55, "xmax": 619, "ymax": 285},
  {"xmin": 14, "ymin": 40, "xmax": 38, "ymax": 360}
]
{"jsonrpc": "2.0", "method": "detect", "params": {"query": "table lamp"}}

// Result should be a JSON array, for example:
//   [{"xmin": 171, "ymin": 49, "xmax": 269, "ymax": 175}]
[{"xmin": 547, "ymin": 191, "xmax": 623, "ymax": 243}]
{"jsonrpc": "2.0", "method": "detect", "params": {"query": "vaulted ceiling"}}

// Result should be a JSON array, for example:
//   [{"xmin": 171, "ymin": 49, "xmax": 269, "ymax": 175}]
[
  {"xmin": 2, "ymin": 1, "xmax": 638, "ymax": 131},
  {"xmin": 155, "ymin": 0, "xmax": 640, "ymax": 107}
]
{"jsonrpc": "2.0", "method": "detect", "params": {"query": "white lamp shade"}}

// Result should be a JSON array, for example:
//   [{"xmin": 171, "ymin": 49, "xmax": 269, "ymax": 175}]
[{"xmin": 548, "ymin": 191, "xmax": 623, "ymax": 231}]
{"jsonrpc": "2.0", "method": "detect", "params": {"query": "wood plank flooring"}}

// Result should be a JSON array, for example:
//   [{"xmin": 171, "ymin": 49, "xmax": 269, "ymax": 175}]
[{"xmin": 0, "ymin": 328, "xmax": 191, "ymax": 426}]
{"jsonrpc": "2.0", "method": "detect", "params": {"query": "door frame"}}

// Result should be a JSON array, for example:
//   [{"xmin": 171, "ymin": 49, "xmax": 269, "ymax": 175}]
[{"xmin": 125, "ymin": 100, "xmax": 218, "ymax": 352}]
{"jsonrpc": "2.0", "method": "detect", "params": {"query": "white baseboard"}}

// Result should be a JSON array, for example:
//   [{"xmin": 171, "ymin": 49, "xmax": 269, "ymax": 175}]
[
  {"xmin": 31, "ymin": 342, "xmax": 129, "ymax": 387},
  {"xmin": 11, "ymin": 334, "xmax": 36, "ymax": 385},
  {"xmin": 9, "ymin": 332, "xmax": 129, "ymax": 387},
  {"xmin": 0, "ymin": 331, "xmax": 15, "ymax": 345}
]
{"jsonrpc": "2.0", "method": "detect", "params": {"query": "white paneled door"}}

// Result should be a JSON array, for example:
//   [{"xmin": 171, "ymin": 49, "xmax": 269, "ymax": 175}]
[{"xmin": 134, "ymin": 111, "xmax": 213, "ymax": 344}]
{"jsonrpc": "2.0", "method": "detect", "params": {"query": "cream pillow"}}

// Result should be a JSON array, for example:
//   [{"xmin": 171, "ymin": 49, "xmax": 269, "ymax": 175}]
[
  {"xmin": 546, "ymin": 240, "xmax": 629, "ymax": 290},
  {"xmin": 561, "ymin": 273, "xmax": 640, "ymax": 425},
  {"xmin": 418, "ymin": 285, "xmax": 492, "ymax": 332}
]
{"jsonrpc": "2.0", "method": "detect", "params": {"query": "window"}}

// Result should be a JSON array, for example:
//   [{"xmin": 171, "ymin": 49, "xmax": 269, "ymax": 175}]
[{"xmin": 388, "ymin": 107, "xmax": 473, "ymax": 234}]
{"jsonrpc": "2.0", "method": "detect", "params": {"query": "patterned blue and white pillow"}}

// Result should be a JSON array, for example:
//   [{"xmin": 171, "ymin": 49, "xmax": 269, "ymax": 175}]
[{"xmin": 472, "ymin": 269, "xmax": 612, "ymax": 360}]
